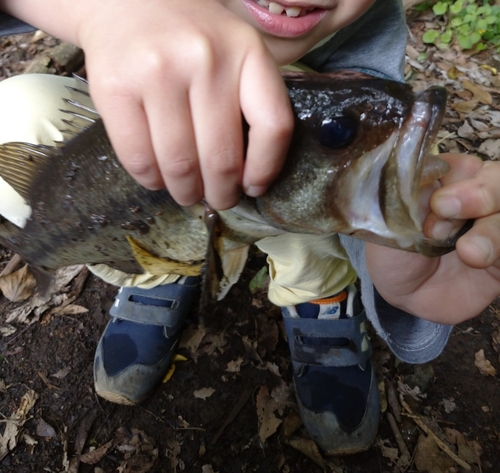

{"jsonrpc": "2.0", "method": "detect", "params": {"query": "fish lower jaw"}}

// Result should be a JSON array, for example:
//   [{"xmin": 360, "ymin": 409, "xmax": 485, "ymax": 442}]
[{"xmin": 255, "ymin": 0, "xmax": 316, "ymax": 17}]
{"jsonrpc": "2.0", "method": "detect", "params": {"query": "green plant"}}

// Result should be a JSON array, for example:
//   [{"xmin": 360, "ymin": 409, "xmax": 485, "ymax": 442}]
[{"xmin": 421, "ymin": 0, "xmax": 500, "ymax": 52}]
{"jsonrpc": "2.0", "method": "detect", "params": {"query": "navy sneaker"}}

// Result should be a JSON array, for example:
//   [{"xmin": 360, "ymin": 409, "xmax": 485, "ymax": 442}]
[
  {"xmin": 282, "ymin": 285, "xmax": 379, "ymax": 455},
  {"xmin": 94, "ymin": 276, "xmax": 199, "ymax": 405}
]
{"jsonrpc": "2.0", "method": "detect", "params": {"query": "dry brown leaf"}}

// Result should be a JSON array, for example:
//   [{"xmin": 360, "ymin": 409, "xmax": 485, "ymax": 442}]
[
  {"xmin": 447, "ymin": 66, "xmax": 464, "ymax": 80},
  {"xmin": 36, "ymin": 418, "xmax": 57, "ymax": 438},
  {"xmin": 474, "ymin": 349, "xmax": 497, "ymax": 377},
  {"xmin": 414, "ymin": 435, "xmax": 455, "ymax": 473},
  {"xmin": 377, "ymin": 439, "xmax": 399, "ymax": 461},
  {"xmin": 179, "ymin": 324, "xmax": 207, "ymax": 354},
  {"xmin": 478, "ymin": 139, "xmax": 500, "ymax": 160},
  {"xmin": 0, "ymin": 265, "xmax": 36, "ymax": 302},
  {"xmin": 451, "ymin": 99, "xmax": 479, "ymax": 114},
  {"xmin": 79, "ymin": 440, "xmax": 114, "ymax": 464},
  {"xmin": 50, "ymin": 304, "xmax": 89, "ymax": 316},
  {"xmin": 462, "ymin": 79, "xmax": 493, "ymax": 105},
  {"xmin": 281, "ymin": 409, "xmax": 303, "ymax": 439},
  {"xmin": 286, "ymin": 438, "xmax": 325, "ymax": 470},
  {"xmin": 256, "ymin": 385, "xmax": 282, "ymax": 443},
  {"xmin": 225, "ymin": 357, "xmax": 244, "ymax": 373},
  {"xmin": 51, "ymin": 366, "xmax": 71, "ymax": 380},
  {"xmin": 193, "ymin": 387, "xmax": 215, "ymax": 400},
  {"xmin": 0, "ymin": 389, "xmax": 39, "ymax": 461}
]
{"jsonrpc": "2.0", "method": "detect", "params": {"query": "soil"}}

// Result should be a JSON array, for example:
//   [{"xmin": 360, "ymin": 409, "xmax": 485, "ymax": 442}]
[{"xmin": 0, "ymin": 10, "xmax": 499, "ymax": 473}]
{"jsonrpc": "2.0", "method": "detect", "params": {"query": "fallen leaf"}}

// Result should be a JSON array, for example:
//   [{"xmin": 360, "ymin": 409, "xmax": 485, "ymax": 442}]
[
  {"xmin": 51, "ymin": 366, "xmax": 71, "ymax": 380},
  {"xmin": 478, "ymin": 139, "xmax": 500, "ymax": 161},
  {"xmin": 225, "ymin": 357, "xmax": 244, "ymax": 373},
  {"xmin": 0, "ymin": 389, "xmax": 39, "ymax": 461},
  {"xmin": 193, "ymin": 388, "xmax": 216, "ymax": 400},
  {"xmin": 0, "ymin": 265, "xmax": 36, "ymax": 302},
  {"xmin": 79, "ymin": 440, "xmax": 114, "ymax": 464},
  {"xmin": 462, "ymin": 79, "xmax": 492, "ymax": 105},
  {"xmin": 474, "ymin": 349, "xmax": 497, "ymax": 377},
  {"xmin": 414, "ymin": 435, "xmax": 454, "ymax": 473},
  {"xmin": 50, "ymin": 304, "xmax": 88, "ymax": 316},
  {"xmin": 286, "ymin": 438, "xmax": 325, "ymax": 470},
  {"xmin": 451, "ymin": 99, "xmax": 479, "ymax": 114},
  {"xmin": 378, "ymin": 438, "xmax": 399, "ymax": 461},
  {"xmin": 179, "ymin": 324, "xmax": 207, "ymax": 354},
  {"xmin": 442, "ymin": 398, "xmax": 456, "ymax": 414},
  {"xmin": 256, "ymin": 385, "xmax": 282, "ymax": 443},
  {"xmin": 36, "ymin": 418, "xmax": 57, "ymax": 438}
]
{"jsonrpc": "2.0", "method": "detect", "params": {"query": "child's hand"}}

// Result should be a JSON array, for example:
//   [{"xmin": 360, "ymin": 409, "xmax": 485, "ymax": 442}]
[
  {"xmin": 76, "ymin": 0, "xmax": 294, "ymax": 209},
  {"xmin": 366, "ymin": 153, "xmax": 500, "ymax": 325}
]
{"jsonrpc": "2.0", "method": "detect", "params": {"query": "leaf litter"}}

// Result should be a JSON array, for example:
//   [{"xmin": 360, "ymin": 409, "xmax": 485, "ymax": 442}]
[{"xmin": 0, "ymin": 5, "xmax": 499, "ymax": 472}]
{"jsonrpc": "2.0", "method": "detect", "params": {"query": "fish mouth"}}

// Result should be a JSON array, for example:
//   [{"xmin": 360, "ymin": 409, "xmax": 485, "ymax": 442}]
[{"xmin": 344, "ymin": 86, "xmax": 452, "ymax": 256}]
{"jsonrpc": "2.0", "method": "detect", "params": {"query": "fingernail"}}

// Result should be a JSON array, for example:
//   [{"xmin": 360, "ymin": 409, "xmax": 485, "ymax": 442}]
[
  {"xmin": 435, "ymin": 195, "xmax": 461, "ymax": 219},
  {"xmin": 469, "ymin": 236, "xmax": 493, "ymax": 264},
  {"xmin": 430, "ymin": 220, "xmax": 455, "ymax": 240},
  {"xmin": 245, "ymin": 185, "xmax": 267, "ymax": 198}
]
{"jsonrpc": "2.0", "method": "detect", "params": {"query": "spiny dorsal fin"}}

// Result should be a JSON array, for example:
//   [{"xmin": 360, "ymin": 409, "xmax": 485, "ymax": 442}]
[
  {"xmin": 57, "ymin": 76, "xmax": 100, "ymax": 136},
  {"xmin": 0, "ymin": 142, "xmax": 56, "ymax": 201}
]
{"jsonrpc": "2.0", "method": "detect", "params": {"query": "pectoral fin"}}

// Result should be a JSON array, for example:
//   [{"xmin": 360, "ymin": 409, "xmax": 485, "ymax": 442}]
[{"xmin": 0, "ymin": 142, "xmax": 56, "ymax": 201}]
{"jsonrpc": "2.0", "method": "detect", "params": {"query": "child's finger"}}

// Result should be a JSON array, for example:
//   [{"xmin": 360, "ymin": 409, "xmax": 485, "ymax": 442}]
[
  {"xmin": 456, "ymin": 212, "xmax": 500, "ymax": 269},
  {"xmin": 432, "ymin": 158, "xmax": 500, "ymax": 220},
  {"xmin": 240, "ymin": 50, "xmax": 294, "ymax": 199}
]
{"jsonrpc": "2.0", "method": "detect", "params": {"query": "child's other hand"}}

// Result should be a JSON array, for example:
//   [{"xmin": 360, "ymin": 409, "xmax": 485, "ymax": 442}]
[
  {"xmin": 366, "ymin": 153, "xmax": 500, "ymax": 325},
  {"xmin": 78, "ymin": 0, "xmax": 294, "ymax": 210}
]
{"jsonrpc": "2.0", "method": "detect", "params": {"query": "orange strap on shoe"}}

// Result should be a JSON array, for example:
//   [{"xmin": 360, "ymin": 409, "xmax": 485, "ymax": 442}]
[{"xmin": 309, "ymin": 291, "xmax": 347, "ymax": 305}]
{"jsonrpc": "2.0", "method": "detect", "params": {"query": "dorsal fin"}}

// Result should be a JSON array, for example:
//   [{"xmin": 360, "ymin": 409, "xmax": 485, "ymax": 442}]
[
  {"xmin": 56, "ymin": 75, "xmax": 100, "ymax": 136},
  {"xmin": 0, "ymin": 142, "xmax": 56, "ymax": 201}
]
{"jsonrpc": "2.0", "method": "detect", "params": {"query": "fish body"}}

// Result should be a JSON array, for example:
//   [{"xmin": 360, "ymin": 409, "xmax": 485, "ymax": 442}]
[{"xmin": 0, "ymin": 71, "xmax": 453, "ymax": 291}]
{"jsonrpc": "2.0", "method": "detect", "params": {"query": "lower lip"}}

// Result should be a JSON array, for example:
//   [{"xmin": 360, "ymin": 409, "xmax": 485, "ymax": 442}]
[{"xmin": 242, "ymin": 0, "xmax": 328, "ymax": 37}]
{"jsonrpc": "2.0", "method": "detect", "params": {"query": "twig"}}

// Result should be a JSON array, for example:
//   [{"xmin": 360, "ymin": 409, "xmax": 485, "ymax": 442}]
[
  {"xmin": 385, "ymin": 379, "xmax": 401, "ymax": 423},
  {"xmin": 387, "ymin": 412, "xmax": 411, "ymax": 461},
  {"xmin": 211, "ymin": 385, "xmax": 254, "ymax": 445},
  {"xmin": 401, "ymin": 399, "xmax": 471, "ymax": 470},
  {"xmin": 0, "ymin": 254, "xmax": 22, "ymax": 277}
]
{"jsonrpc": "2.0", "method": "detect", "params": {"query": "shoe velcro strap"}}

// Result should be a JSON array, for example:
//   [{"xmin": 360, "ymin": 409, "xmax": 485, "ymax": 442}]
[
  {"xmin": 109, "ymin": 283, "xmax": 198, "ymax": 328},
  {"xmin": 283, "ymin": 311, "xmax": 372, "ymax": 368}
]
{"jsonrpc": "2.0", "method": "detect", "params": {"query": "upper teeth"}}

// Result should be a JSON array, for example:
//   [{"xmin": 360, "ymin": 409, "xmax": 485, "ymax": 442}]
[{"xmin": 258, "ymin": 1, "xmax": 302, "ymax": 17}]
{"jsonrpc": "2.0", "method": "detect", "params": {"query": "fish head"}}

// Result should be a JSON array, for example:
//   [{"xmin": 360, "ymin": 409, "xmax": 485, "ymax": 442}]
[{"xmin": 256, "ymin": 71, "xmax": 452, "ymax": 256}]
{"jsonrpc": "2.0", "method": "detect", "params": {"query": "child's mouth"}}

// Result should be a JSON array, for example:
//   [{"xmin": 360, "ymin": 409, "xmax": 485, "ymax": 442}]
[{"xmin": 254, "ymin": 0, "xmax": 317, "ymax": 18}]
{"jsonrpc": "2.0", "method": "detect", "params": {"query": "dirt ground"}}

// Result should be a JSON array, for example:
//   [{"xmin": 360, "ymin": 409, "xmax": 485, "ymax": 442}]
[{"xmin": 0, "ymin": 7, "xmax": 499, "ymax": 473}]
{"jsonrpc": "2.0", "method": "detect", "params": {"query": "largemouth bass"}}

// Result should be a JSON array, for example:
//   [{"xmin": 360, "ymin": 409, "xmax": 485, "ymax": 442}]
[{"xmin": 0, "ymin": 71, "xmax": 455, "ymax": 296}]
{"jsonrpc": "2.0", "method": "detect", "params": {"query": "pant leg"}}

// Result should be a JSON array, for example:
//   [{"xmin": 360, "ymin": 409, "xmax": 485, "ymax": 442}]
[
  {"xmin": 255, "ymin": 233, "xmax": 358, "ymax": 306},
  {"xmin": 0, "ymin": 73, "xmax": 177, "ymax": 288}
]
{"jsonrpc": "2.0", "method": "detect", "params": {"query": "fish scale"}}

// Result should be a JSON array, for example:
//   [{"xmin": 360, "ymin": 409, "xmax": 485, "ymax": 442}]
[{"xmin": 0, "ymin": 71, "xmax": 458, "ymax": 298}]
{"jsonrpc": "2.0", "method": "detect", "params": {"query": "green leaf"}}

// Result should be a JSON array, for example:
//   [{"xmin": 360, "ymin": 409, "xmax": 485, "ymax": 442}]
[
  {"xmin": 485, "ymin": 15, "xmax": 497, "ymax": 25},
  {"xmin": 450, "ymin": 3, "xmax": 463, "ymax": 14},
  {"xmin": 249, "ymin": 266, "xmax": 268, "ymax": 293},
  {"xmin": 466, "ymin": 4, "xmax": 477, "ymax": 14},
  {"xmin": 433, "ymin": 2, "xmax": 448, "ymax": 15},
  {"xmin": 422, "ymin": 29, "xmax": 440, "ymax": 43},
  {"xmin": 476, "ymin": 42, "xmax": 488, "ymax": 51},
  {"xmin": 476, "ymin": 18, "xmax": 488, "ymax": 32},
  {"xmin": 458, "ymin": 34, "xmax": 473, "ymax": 49},
  {"xmin": 470, "ymin": 31, "xmax": 481, "ymax": 44},
  {"xmin": 440, "ymin": 30, "xmax": 453, "ymax": 43}
]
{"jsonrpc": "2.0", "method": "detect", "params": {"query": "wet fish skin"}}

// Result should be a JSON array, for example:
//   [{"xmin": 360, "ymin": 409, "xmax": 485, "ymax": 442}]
[{"xmin": 0, "ymin": 71, "xmax": 453, "ymax": 283}]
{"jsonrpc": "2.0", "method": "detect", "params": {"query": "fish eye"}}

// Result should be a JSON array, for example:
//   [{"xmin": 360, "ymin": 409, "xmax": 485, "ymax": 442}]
[{"xmin": 318, "ymin": 117, "xmax": 358, "ymax": 149}]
